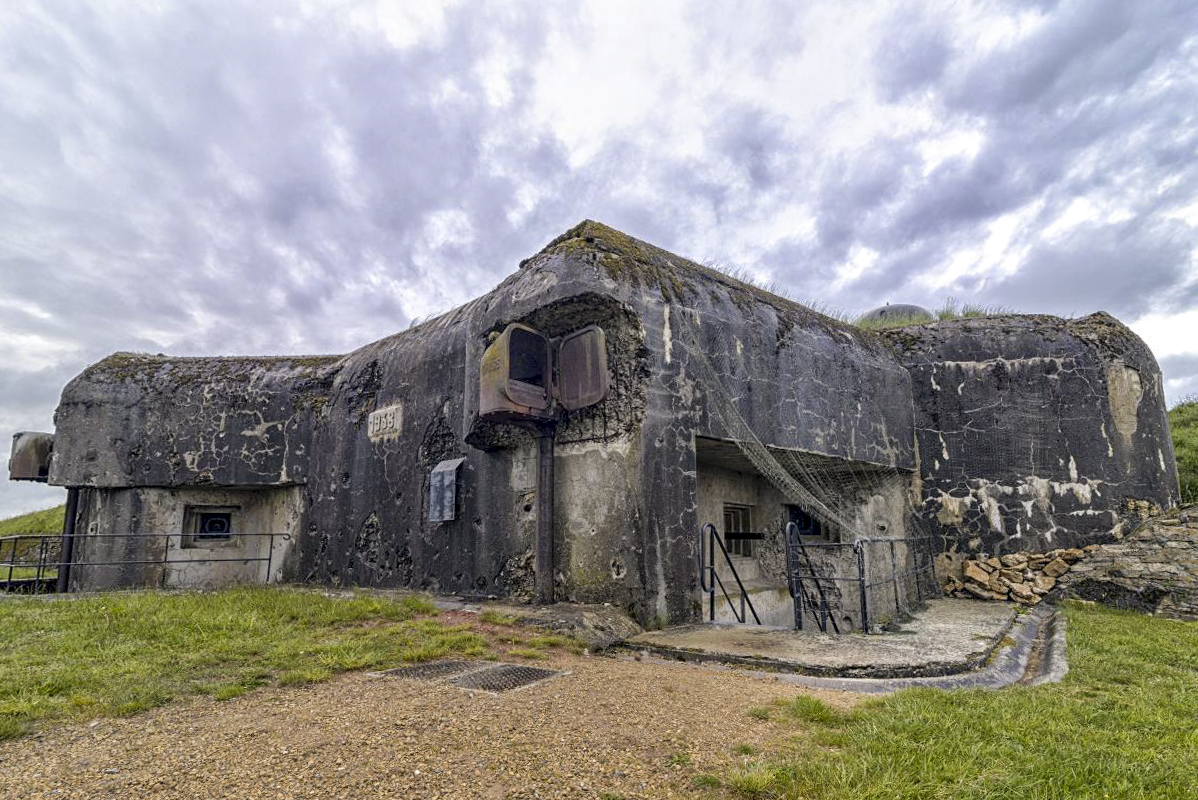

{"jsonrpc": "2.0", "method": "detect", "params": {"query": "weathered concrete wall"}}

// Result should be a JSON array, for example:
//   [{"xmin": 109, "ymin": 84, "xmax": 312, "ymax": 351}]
[
  {"xmin": 291, "ymin": 278, "xmax": 652, "ymax": 616},
  {"xmin": 43, "ymin": 221, "xmax": 928, "ymax": 626},
  {"xmin": 278, "ymin": 222, "xmax": 920, "ymax": 625},
  {"xmin": 71, "ymin": 486, "xmax": 301, "ymax": 590},
  {"xmin": 884, "ymin": 313, "xmax": 1179, "ymax": 556},
  {"xmin": 542, "ymin": 223, "xmax": 918, "ymax": 623},
  {"xmin": 54, "ymin": 222, "xmax": 1180, "ymax": 630},
  {"xmin": 51, "ymin": 355, "xmax": 339, "ymax": 488},
  {"xmin": 554, "ymin": 437, "xmax": 645, "ymax": 605}
]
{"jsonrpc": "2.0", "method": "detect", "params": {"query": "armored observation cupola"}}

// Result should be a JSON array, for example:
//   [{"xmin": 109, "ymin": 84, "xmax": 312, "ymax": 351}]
[{"xmin": 858, "ymin": 303, "xmax": 934, "ymax": 324}]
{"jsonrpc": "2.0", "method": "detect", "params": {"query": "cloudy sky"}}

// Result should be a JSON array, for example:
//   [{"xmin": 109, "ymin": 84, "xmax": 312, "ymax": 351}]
[{"xmin": 2, "ymin": 0, "xmax": 1197, "ymax": 517}]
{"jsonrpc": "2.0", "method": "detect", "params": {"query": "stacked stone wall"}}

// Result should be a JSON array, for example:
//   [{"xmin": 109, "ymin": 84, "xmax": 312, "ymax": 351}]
[
  {"xmin": 1058, "ymin": 506, "xmax": 1198, "ymax": 620},
  {"xmin": 943, "ymin": 505, "xmax": 1198, "ymax": 621}
]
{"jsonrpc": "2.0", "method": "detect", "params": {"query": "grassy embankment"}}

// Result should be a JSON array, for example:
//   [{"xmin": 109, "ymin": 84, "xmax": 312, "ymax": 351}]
[
  {"xmin": 0, "ymin": 505, "xmax": 66, "ymax": 536},
  {"xmin": 1170, "ymin": 396, "xmax": 1197, "ymax": 504},
  {"xmin": 0, "ymin": 505, "xmax": 65, "ymax": 580},
  {"xmin": 0, "ymin": 587, "xmax": 578, "ymax": 740},
  {"xmin": 704, "ymin": 601, "xmax": 1198, "ymax": 799}
]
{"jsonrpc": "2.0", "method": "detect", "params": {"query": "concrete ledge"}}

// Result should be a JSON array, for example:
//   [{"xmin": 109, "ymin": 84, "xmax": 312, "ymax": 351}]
[
  {"xmin": 622, "ymin": 604, "xmax": 1064, "ymax": 693},
  {"xmin": 625, "ymin": 599, "xmax": 1018, "ymax": 679}
]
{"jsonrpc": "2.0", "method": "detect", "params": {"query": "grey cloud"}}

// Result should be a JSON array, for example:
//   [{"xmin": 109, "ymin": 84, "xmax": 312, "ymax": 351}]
[
  {"xmin": 945, "ymin": 0, "xmax": 1195, "ymax": 114},
  {"xmin": 1, "ymin": 0, "xmax": 558, "ymax": 358},
  {"xmin": 750, "ymin": 1, "xmax": 1198, "ymax": 320},
  {"xmin": 1160, "ymin": 353, "xmax": 1198, "ymax": 407},
  {"xmin": 960, "ymin": 217, "xmax": 1197, "ymax": 318},
  {"xmin": 2, "ymin": 0, "xmax": 1197, "ymax": 517},
  {"xmin": 710, "ymin": 106, "xmax": 792, "ymax": 191},
  {"xmin": 872, "ymin": 15, "xmax": 952, "ymax": 101},
  {"xmin": 0, "ymin": 1, "xmax": 568, "ymax": 515}
]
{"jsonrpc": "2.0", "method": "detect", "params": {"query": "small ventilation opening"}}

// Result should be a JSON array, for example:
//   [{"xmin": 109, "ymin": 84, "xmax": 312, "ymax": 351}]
[
  {"xmin": 196, "ymin": 513, "xmax": 232, "ymax": 540},
  {"xmin": 183, "ymin": 506, "xmax": 238, "ymax": 548}
]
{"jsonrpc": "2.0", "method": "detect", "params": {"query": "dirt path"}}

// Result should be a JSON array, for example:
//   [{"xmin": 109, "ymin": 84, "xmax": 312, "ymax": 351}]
[{"xmin": 0, "ymin": 653, "xmax": 859, "ymax": 799}]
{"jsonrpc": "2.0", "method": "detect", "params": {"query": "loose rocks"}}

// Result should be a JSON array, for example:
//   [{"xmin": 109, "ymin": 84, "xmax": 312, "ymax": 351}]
[
  {"xmin": 943, "ymin": 505, "xmax": 1198, "ymax": 621},
  {"xmin": 944, "ymin": 547, "xmax": 1092, "ymax": 605}
]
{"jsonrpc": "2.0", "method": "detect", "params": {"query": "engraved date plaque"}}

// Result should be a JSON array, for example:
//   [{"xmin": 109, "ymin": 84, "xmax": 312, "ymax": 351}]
[{"xmin": 367, "ymin": 403, "xmax": 403, "ymax": 441}]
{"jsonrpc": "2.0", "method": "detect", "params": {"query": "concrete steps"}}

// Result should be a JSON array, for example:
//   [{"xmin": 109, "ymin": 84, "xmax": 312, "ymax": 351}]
[
  {"xmin": 722, "ymin": 556, "xmax": 759, "ymax": 582},
  {"xmin": 708, "ymin": 557, "xmax": 795, "ymax": 627}
]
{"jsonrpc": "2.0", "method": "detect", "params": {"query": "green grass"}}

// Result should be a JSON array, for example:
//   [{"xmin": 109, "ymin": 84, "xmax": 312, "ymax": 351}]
[
  {"xmin": 721, "ymin": 602, "xmax": 1198, "ymax": 799},
  {"xmin": 1, "ymin": 566, "xmax": 57, "ymax": 580},
  {"xmin": 0, "ymin": 505, "xmax": 65, "ymax": 536},
  {"xmin": 1169, "ymin": 396, "xmax": 1197, "ymax": 504},
  {"xmin": 508, "ymin": 647, "xmax": 547, "ymax": 660},
  {"xmin": 0, "ymin": 587, "xmax": 486, "ymax": 740},
  {"xmin": 781, "ymin": 695, "xmax": 842, "ymax": 726},
  {"xmin": 479, "ymin": 609, "xmax": 518, "ymax": 625}
]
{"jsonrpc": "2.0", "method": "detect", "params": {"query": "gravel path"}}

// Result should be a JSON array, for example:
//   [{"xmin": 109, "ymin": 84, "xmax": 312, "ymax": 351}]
[{"xmin": 0, "ymin": 653, "xmax": 859, "ymax": 799}]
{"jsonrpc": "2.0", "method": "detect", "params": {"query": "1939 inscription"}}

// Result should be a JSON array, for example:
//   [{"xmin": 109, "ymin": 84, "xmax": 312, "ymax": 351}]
[{"xmin": 367, "ymin": 403, "xmax": 403, "ymax": 440}]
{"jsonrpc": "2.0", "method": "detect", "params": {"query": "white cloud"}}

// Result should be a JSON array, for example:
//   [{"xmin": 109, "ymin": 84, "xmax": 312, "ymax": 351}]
[{"xmin": 1, "ymin": 0, "xmax": 1197, "ymax": 515}]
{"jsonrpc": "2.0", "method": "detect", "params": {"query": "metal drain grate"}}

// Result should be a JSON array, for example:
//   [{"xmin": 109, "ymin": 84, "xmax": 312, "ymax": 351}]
[
  {"xmin": 450, "ymin": 664, "xmax": 561, "ymax": 693},
  {"xmin": 381, "ymin": 660, "xmax": 485, "ymax": 680}
]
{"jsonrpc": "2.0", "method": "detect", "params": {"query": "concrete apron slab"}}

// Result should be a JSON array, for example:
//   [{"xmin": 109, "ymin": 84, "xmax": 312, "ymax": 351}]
[
  {"xmin": 628, "ymin": 599, "xmax": 1017, "ymax": 678},
  {"xmin": 622, "ymin": 604, "xmax": 1065, "ymax": 694},
  {"xmin": 625, "ymin": 599, "xmax": 1066, "ymax": 691}
]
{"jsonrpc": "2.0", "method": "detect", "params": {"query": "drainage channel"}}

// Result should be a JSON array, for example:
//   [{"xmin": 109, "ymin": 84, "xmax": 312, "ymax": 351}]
[
  {"xmin": 377, "ymin": 660, "xmax": 566, "ymax": 694},
  {"xmin": 619, "ymin": 605, "xmax": 1067, "ymax": 694}
]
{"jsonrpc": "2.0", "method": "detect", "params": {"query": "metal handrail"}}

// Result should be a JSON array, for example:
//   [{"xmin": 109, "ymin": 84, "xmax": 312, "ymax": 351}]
[
  {"xmin": 1, "ymin": 532, "xmax": 292, "ymax": 594},
  {"xmin": 784, "ymin": 530, "xmax": 942, "ymax": 634},
  {"xmin": 698, "ymin": 523, "xmax": 761, "ymax": 625},
  {"xmin": 785, "ymin": 521, "xmax": 840, "ymax": 634}
]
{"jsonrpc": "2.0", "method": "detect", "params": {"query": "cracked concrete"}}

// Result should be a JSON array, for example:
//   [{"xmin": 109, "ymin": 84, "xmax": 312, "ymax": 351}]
[
  {"xmin": 40, "ymin": 222, "xmax": 1181, "ymax": 629},
  {"xmin": 885, "ymin": 314, "xmax": 1179, "ymax": 556}
]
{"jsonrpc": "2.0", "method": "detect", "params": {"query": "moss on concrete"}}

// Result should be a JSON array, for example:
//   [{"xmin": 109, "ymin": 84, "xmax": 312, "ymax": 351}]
[
  {"xmin": 87, "ymin": 352, "xmax": 341, "ymax": 385},
  {"xmin": 538, "ymin": 220, "xmax": 879, "ymax": 350}
]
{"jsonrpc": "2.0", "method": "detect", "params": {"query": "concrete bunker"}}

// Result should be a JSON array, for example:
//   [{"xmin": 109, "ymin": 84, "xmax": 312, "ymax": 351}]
[{"xmin": 5, "ymin": 221, "xmax": 1181, "ymax": 634}]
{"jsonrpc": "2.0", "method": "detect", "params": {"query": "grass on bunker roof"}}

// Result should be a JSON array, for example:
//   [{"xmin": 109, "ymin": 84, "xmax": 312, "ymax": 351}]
[
  {"xmin": 696, "ymin": 601, "xmax": 1198, "ymax": 800},
  {"xmin": 0, "ymin": 587, "xmax": 576, "ymax": 741},
  {"xmin": 853, "ymin": 297, "xmax": 1011, "ymax": 331}
]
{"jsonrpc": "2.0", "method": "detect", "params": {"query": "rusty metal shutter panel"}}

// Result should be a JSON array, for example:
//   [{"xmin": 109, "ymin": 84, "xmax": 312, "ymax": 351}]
[
  {"xmin": 428, "ymin": 457, "xmax": 466, "ymax": 522},
  {"xmin": 557, "ymin": 326, "xmax": 610, "ymax": 411}
]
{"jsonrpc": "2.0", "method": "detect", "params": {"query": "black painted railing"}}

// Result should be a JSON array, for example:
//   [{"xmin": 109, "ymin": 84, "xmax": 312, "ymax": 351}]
[
  {"xmin": 0, "ymin": 532, "xmax": 292, "ymax": 594},
  {"xmin": 785, "ymin": 529, "xmax": 941, "ymax": 633},
  {"xmin": 697, "ymin": 522, "xmax": 761, "ymax": 624}
]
